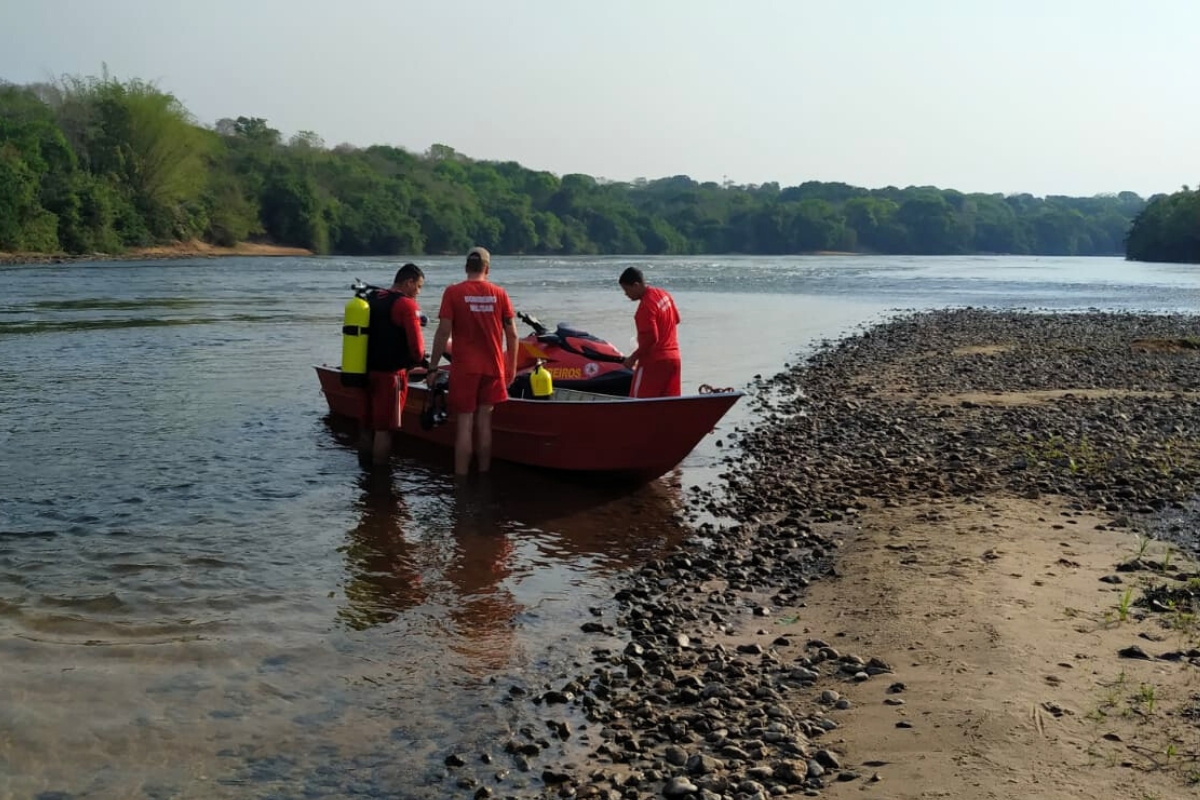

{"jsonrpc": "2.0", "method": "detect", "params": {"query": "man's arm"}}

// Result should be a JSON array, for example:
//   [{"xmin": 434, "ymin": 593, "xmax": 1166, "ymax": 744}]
[
  {"xmin": 503, "ymin": 317, "xmax": 519, "ymax": 383},
  {"xmin": 624, "ymin": 308, "xmax": 659, "ymax": 369},
  {"xmin": 426, "ymin": 318, "xmax": 452, "ymax": 384}
]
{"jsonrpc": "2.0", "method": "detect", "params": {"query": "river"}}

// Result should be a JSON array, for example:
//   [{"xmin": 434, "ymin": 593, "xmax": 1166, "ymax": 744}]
[{"xmin": 1, "ymin": 254, "xmax": 1196, "ymax": 799}]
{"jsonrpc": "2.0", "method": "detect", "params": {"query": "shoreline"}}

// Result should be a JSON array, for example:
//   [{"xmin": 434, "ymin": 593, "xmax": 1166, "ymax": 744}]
[
  {"xmin": 0, "ymin": 240, "xmax": 313, "ymax": 265},
  {"xmin": 480, "ymin": 308, "xmax": 1200, "ymax": 798},
  {"xmin": 1, "ymin": 248, "xmax": 1130, "ymax": 267}
]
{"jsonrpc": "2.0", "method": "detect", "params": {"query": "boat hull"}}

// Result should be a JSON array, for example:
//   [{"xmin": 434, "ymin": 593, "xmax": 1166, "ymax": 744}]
[{"xmin": 315, "ymin": 366, "xmax": 741, "ymax": 482}]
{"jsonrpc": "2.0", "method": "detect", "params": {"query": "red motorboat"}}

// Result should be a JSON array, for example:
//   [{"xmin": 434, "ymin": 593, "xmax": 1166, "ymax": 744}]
[{"xmin": 314, "ymin": 365, "xmax": 742, "ymax": 483}]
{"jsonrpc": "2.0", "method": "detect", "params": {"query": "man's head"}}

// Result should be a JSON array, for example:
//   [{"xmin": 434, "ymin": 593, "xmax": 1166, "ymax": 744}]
[
  {"xmin": 618, "ymin": 266, "xmax": 646, "ymax": 301},
  {"xmin": 465, "ymin": 246, "xmax": 490, "ymax": 276},
  {"xmin": 392, "ymin": 262, "xmax": 425, "ymax": 298}
]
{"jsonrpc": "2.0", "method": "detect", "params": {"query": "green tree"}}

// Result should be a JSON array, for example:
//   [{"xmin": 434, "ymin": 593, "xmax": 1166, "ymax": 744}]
[
  {"xmin": 260, "ymin": 160, "xmax": 328, "ymax": 252},
  {"xmin": 896, "ymin": 192, "xmax": 957, "ymax": 253},
  {"xmin": 1126, "ymin": 188, "xmax": 1200, "ymax": 263},
  {"xmin": 0, "ymin": 70, "xmax": 1156, "ymax": 259}
]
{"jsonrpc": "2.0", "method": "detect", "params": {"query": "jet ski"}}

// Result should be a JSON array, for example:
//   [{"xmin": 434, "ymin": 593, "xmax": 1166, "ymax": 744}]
[
  {"xmin": 508, "ymin": 311, "xmax": 633, "ymax": 397},
  {"xmin": 441, "ymin": 310, "xmax": 632, "ymax": 397}
]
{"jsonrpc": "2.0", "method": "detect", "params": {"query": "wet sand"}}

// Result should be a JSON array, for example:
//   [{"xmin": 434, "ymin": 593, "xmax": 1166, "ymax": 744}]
[{"xmin": 487, "ymin": 309, "xmax": 1200, "ymax": 799}]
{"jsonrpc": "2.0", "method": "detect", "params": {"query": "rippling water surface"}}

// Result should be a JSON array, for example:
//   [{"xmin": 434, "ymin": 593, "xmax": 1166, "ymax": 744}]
[{"xmin": 1, "ymin": 254, "xmax": 1196, "ymax": 798}]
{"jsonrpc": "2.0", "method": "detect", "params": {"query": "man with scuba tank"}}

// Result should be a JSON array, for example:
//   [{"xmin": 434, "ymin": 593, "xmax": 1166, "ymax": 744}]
[
  {"xmin": 426, "ymin": 247, "xmax": 519, "ymax": 477},
  {"xmin": 360, "ymin": 263, "xmax": 427, "ymax": 464}
]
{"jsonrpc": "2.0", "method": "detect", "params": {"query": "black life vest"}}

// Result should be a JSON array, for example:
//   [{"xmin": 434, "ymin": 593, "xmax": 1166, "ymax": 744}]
[{"xmin": 366, "ymin": 290, "xmax": 418, "ymax": 372}]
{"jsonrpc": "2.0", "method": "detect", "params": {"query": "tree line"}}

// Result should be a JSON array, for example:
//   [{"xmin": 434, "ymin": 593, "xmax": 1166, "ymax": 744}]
[
  {"xmin": 0, "ymin": 70, "xmax": 1168, "ymax": 259},
  {"xmin": 1124, "ymin": 186, "xmax": 1200, "ymax": 263}
]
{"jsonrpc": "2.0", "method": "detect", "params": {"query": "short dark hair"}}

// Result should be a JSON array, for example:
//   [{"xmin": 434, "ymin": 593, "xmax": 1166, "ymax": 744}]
[
  {"xmin": 394, "ymin": 263, "xmax": 424, "ymax": 284},
  {"xmin": 618, "ymin": 267, "xmax": 645, "ymax": 286}
]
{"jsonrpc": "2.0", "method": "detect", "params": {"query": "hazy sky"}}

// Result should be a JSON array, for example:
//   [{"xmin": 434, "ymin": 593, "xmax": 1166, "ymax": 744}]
[{"xmin": 2, "ymin": 0, "xmax": 1197, "ymax": 197}]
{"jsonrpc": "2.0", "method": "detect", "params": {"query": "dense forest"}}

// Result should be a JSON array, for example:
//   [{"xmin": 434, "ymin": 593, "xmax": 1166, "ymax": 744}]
[
  {"xmin": 0, "ymin": 70, "xmax": 1172, "ymax": 259},
  {"xmin": 1124, "ymin": 187, "xmax": 1200, "ymax": 263}
]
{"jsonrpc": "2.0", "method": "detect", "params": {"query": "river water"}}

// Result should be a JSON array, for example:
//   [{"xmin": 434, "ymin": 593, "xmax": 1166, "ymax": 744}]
[{"xmin": 1, "ymin": 254, "xmax": 1197, "ymax": 799}]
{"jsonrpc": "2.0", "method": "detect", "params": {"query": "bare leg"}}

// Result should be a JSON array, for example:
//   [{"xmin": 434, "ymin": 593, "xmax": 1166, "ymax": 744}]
[
  {"xmin": 475, "ymin": 405, "xmax": 495, "ymax": 473},
  {"xmin": 454, "ymin": 412, "xmax": 475, "ymax": 476},
  {"xmin": 371, "ymin": 430, "xmax": 392, "ymax": 465}
]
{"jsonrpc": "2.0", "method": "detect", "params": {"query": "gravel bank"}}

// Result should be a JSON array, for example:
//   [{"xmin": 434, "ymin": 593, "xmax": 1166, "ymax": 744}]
[{"xmin": 453, "ymin": 309, "xmax": 1200, "ymax": 799}]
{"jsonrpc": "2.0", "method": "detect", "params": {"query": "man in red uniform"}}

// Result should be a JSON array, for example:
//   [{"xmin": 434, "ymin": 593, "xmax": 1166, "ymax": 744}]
[
  {"xmin": 426, "ymin": 247, "xmax": 519, "ymax": 476},
  {"xmin": 362, "ymin": 262, "xmax": 426, "ymax": 464},
  {"xmin": 618, "ymin": 266, "xmax": 682, "ymax": 398}
]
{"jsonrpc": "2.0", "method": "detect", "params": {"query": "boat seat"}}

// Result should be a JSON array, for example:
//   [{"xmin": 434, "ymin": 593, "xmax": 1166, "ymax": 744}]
[
  {"xmin": 554, "ymin": 323, "xmax": 596, "ymax": 340},
  {"xmin": 551, "ymin": 388, "xmax": 612, "ymax": 402}
]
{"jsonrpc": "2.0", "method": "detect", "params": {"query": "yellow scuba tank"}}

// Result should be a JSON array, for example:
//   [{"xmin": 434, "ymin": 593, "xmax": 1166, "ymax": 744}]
[
  {"xmin": 340, "ymin": 294, "xmax": 370, "ymax": 387},
  {"xmin": 530, "ymin": 359, "xmax": 553, "ymax": 399}
]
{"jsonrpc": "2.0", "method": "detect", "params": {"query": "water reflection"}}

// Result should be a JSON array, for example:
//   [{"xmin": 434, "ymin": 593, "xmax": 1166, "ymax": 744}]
[
  {"xmin": 323, "ymin": 414, "xmax": 691, "ymax": 568},
  {"xmin": 336, "ymin": 465, "xmax": 527, "ymax": 672},
  {"xmin": 338, "ymin": 469, "xmax": 429, "ymax": 630},
  {"xmin": 444, "ymin": 479, "xmax": 520, "ymax": 672},
  {"xmin": 489, "ymin": 468, "xmax": 692, "ymax": 567},
  {"xmin": 335, "ymin": 452, "xmax": 690, "ymax": 681}
]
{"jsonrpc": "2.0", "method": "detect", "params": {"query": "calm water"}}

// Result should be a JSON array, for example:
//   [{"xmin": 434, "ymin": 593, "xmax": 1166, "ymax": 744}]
[{"xmin": 1, "ymin": 254, "xmax": 1197, "ymax": 799}]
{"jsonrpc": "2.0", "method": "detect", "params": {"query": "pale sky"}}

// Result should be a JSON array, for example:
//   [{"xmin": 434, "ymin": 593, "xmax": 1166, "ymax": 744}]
[{"xmin": 2, "ymin": 0, "xmax": 1196, "ymax": 198}]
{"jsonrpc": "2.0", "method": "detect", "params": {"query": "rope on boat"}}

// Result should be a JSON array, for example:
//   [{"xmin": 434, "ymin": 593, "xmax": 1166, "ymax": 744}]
[{"xmin": 698, "ymin": 383, "xmax": 736, "ymax": 394}]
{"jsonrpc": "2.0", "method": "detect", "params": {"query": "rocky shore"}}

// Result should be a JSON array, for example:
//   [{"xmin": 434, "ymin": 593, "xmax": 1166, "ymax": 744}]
[{"xmin": 448, "ymin": 309, "xmax": 1200, "ymax": 799}]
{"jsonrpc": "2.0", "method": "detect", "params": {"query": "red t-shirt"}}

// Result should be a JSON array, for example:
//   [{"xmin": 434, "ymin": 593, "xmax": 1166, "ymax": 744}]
[
  {"xmin": 438, "ymin": 279, "xmax": 515, "ymax": 377},
  {"xmin": 392, "ymin": 294, "xmax": 426, "ymax": 367},
  {"xmin": 634, "ymin": 286, "xmax": 680, "ymax": 363}
]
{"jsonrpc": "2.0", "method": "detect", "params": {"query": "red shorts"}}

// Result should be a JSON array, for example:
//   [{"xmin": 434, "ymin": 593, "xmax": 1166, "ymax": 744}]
[
  {"xmin": 448, "ymin": 372, "xmax": 507, "ymax": 415},
  {"xmin": 363, "ymin": 370, "xmax": 408, "ymax": 430},
  {"xmin": 630, "ymin": 359, "xmax": 682, "ymax": 398}
]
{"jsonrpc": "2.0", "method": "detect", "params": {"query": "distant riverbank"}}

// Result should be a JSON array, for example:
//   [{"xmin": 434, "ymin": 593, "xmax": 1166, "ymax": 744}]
[
  {"xmin": 0, "ymin": 240, "xmax": 313, "ymax": 266},
  {"xmin": 0, "ymin": 246, "xmax": 887, "ymax": 266}
]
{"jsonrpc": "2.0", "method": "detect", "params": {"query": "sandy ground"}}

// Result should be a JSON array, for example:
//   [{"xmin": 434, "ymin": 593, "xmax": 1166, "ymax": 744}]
[
  {"xmin": 0, "ymin": 239, "xmax": 312, "ymax": 264},
  {"xmin": 129, "ymin": 240, "xmax": 312, "ymax": 258},
  {"xmin": 772, "ymin": 328, "xmax": 1200, "ymax": 799},
  {"xmin": 785, "ymin": 497, "xmax": 1200, "ymax": 800}
]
